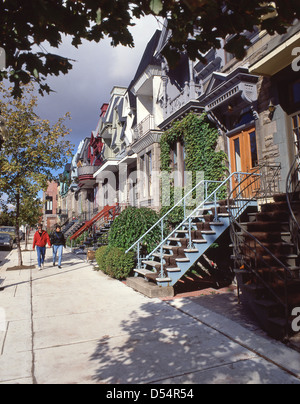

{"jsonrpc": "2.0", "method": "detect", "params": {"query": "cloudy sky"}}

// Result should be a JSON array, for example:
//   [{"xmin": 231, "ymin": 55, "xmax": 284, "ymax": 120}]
[{"xmin": 35, "ymin": 16, "xmax": 162, "ymax": 155}]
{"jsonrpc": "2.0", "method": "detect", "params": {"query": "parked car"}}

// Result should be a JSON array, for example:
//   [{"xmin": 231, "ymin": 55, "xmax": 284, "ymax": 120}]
[
  {"xmin": 0, "ymin": 226, "xmax": 16, "ymax": 242},
  {"xmin": 0, "ymin": 232, "xmax": 14, "ymax": 250}
]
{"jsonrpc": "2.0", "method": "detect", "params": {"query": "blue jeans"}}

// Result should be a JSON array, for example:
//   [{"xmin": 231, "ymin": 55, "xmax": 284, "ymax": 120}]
[
  {"xmin": 53, "ymin": 245, "xmax": 63, "ymax": 266},
  {"xmin": 36, "ymin": 246, "xmax": 46, "ymax": 267}
]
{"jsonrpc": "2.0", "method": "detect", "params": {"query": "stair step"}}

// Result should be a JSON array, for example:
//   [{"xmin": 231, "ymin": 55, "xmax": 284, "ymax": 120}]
[
  {"xmin": 142, "ymin": 260, "xmax": 161, "ymax": 268},
  {"xmin": 201, "ymin": 230, "xmax": 216, "ymax": 235},
  {"xmin": 184, "ymin": 248, "xmax": 199, "ymax": 253},
  {"xmin": 193, "ymin": 239, "xmax": 208, "ymax": 244},
  {"xmin": 254, "ymin": 299, "xmax": 280, "ymax": 309},
  {"xmin": 176, "ymin": 257, "xmax": 190, "ymax": 263},
  {"xmin": 153, "ymin": 252, "xmax": 172, "ymax": 258},
  {"xmin": 134, "ymin": 268, "xmax": 156, "ymax": 276},
  {"xmin": 166, "ymin": 267, "xmax": 181, "ymax": 273},
  {"xmin": 156, "ymin": 277, "xmax": 172, "ymax": 283},
  {"xmin": 268, "ymin": 317, "xmax": 287, "ymax": 327}
]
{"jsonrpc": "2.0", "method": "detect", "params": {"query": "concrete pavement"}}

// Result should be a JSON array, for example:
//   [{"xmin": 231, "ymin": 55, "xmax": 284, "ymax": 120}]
[{"xmin": 0, "ymin": 245, "xmax": 300, "ymax": 384}]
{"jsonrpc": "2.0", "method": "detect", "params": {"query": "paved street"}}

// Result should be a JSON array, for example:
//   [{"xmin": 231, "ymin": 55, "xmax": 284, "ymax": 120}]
[{"xmin": 0, "ymin": 245, "xmax": 300, "ymax": 385}]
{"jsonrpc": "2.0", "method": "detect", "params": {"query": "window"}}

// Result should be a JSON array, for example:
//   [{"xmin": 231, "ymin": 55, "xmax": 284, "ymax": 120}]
[
  {"xmin": 140, "ymin": 155, "xmax": 146, "ymax": 198},
  {"xmin": 147, "ymin": 151, "xmax": 152, "ymax": 197},
  {"xmin": 45, "ymin": 197, "xmax": 53, "ymax": 214},
  {"xmin": 292, "ymin": 113, "xmax": 300, "ymax": 155},
  {"xmin": 234, "ymin": 138, "xmax": 242, "ymax": 172},
  {"xmin": 249, "ymin": 131, "xmax": 258, "ymax": 168},
  {"xmin": 292, "ymin": 81, "xmax": 300, "ymax": 104}
]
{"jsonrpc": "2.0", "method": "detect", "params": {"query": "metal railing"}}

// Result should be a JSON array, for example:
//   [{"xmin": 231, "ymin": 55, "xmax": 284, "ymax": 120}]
[
  {"xmin": 286, "ymin": 153, "xmax": 300, "ymax": 256},
  {"xmin": 126, "ymin": 172, "xmax": 257, "ymax": 277},
  {"xmin": 229, "ymin": 163, "xmax": 295, "ymax": 337}
]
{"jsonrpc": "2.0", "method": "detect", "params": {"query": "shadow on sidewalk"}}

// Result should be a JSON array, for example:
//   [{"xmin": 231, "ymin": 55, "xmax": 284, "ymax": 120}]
[
  {"xmin": 88, "ymin": 297, "xmax": 300, "ymax": 384},
  {"xmin": 1, "ymin": 251, "xmax": 93, "ymax": 290}
]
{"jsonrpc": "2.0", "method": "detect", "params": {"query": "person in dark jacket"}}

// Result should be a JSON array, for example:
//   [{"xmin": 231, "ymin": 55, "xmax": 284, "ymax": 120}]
[{"xmin": 51, "ymin": 224, "xmax": 66, "ymax": 269}]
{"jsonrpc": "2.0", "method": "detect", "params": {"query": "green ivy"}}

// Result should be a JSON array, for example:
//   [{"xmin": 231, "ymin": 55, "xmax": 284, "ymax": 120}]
[
  {"xmin": 160, "ymin": 112, "xmax": 228, "ymax": 189},
  {"xmin": 160, "ymin": 113, "xmax": 227, "ymax": 180}
]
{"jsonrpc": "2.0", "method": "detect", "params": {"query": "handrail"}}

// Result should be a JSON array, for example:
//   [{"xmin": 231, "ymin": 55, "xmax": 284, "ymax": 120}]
[
  {"xmin": 228, "ymin": 162, "xmax": 293, "ymax": 337},
  {"xmin": 286, "ymin": 153, "xmax": 300, "ymax": 254},
  {"xmin": 70, "ymin": 204, "xmax": 119, "ymax": 241},
  {"xmin": 126, "ymin": 171, "xmax": 259, "ymax": 275},
  {"xmin": 125, "ymin": 178, "xmax": 222, "ymax": 254},
  {"xmin": 146, "ymin": 172, "xmax": 259, "ymax": 260}
]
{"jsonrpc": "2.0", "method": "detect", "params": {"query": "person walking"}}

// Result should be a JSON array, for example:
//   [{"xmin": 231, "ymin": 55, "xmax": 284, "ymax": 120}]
[
  {"xmin": 33, "ymin": 224, "xmax": 51, "ymax": 270},
  {"xmin": 51, "ymin": 224, "xmax": 66, "ymax": 269}
]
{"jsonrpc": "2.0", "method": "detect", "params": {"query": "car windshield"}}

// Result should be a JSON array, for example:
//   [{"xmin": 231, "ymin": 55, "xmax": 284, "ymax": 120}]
[
  {"xmin": 0, "ymin": 227, "xmax": 15, "ymax": 233},
  {"xmin": 0, "ymin": 234, "xmax": 10, "ymax": 241}
]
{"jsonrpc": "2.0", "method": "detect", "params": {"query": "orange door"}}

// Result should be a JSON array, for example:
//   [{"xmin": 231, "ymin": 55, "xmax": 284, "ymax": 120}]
[{"xmin": 229, "ymin": 128, "xmax": 259, "ymax": 198}]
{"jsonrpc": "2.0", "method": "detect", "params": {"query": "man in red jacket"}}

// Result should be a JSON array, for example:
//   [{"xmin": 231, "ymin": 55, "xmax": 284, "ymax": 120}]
[{"xmin": 33, "ymin": 224, "xmax": 51, "ymax": 270}]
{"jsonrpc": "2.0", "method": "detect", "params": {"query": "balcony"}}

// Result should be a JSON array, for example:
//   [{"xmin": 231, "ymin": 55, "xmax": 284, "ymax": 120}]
[
  {"xmin": 78, "ymin": 165, "xmax": 98, "ymax": 189},
  {"xmin": 133, "ymin": 114, "xmax": 157, "ymax": 140}
]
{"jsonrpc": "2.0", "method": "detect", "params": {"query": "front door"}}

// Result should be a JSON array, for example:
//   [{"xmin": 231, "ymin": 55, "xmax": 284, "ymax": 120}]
[{"xmin": 229, "ymin": 128, "xmax": 259, "ymax": 197}]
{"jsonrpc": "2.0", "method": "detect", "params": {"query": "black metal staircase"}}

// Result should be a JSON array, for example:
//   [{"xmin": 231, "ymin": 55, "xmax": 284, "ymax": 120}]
[{"xmin": 231, "ymin": 162, "xmax": 300, "ymax": 340}]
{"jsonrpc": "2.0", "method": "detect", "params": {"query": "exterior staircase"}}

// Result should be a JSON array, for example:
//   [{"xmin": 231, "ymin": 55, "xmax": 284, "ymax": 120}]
[
  {"xmin": 136, "ymin": 201, "xmax": 232, "ymax": 287},
  {"xmin": 69, "ymin": 204, "xmax": 120, "ymax": 243},
  {"xmin": 63, "ymin": 219, "xmax": 85, "ymax": 239},
  {"xmin": 231, "ymin": 158, "xmax": 300, "ymax": 341},
  {"xmin": 126, "ymin": 173, "xmax": 258, "ymax": 295},
  {"xmin": 233, "ymin": 194, "xmax": 300, "ymax": 340}
]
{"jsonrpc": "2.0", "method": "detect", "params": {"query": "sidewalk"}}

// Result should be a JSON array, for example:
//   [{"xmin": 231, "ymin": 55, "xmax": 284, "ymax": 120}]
[{"xmin": 0, "ymin": 246, "xmax": 300, "ymax": 384}]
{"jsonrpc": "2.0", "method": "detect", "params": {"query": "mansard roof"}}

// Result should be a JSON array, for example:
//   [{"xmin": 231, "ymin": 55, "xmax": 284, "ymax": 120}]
[{"xmin": 128, "ymin": 29, "xmax": 162, "ymax": 90}]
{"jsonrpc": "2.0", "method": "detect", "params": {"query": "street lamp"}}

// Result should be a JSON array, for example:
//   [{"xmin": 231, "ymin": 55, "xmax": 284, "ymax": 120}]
[{"xmin": 268, "ymin": 101, "xmax": 276, "ymax": 120}]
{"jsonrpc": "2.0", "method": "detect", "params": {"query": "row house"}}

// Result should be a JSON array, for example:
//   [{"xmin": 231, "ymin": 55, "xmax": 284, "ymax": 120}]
[
  {"xmin": 61, "ymin": 20, "xmax": 300, "ymax": 228},
  {"xmin": 42, "ymin": 180, "xmax": 59, "ymax": 232},
  {"xmin": 93, "ymin": 27, "xmax": 204, "ymax": 211},
  {"xmin": 59, "ymin": 20, "xmax": 300, "ymax": 340}
]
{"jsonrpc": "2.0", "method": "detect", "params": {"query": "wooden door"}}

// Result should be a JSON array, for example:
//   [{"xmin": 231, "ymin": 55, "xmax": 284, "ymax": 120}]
[{"xmin": 229, "ymin": 128, "xmax": 259, "ymax": 198}]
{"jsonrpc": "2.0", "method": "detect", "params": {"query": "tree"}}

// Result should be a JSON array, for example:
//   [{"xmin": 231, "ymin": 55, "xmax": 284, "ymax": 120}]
[
  {"xmin": 0, "ymin": 0, "xmax": 299, "ymax": 97},
  {"xmin": 0, "ymin": 83, "xmax": 74, "ymax": 266},
  {"xmin": 19, "ymin": 194, "xmax": 43, "ymax": 250}
]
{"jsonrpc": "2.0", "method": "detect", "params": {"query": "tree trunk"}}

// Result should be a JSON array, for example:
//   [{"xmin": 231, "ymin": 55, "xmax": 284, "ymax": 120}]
[
  {"xmin": 25, "ymin": 225, "xmax": 29, "ymax": 250},
  {"xmin": 16, "ymin": 192, "xmax": 23, "ymax": 267}
]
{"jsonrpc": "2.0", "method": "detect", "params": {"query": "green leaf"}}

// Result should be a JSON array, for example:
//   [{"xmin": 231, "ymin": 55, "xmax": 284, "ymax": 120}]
[
  {"xmin": 33, "ymin": 68, "xmax": 39, "ymax": 79},
  {"xmin": 96, "ymin": 8, "xmax": 102, "ymax": 25},
  {"xmin": 150, "ymin": 0, "xmax": 163, "ymax": 15}
]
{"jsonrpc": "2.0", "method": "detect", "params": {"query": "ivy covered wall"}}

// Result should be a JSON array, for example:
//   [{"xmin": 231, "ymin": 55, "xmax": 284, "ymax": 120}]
[{"xmin": 160, "ymin": 113, "xmax": 228, "ymax": 182}]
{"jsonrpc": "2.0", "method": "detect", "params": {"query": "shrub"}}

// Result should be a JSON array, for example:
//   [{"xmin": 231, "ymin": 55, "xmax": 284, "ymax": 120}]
[
  {"xmin": 95, "ymin": 245, "xmax": 135, "ymax": 280},
  {"xmin": 95, "ymin": 245, "xmax": 109, "ymax": 272},
  {"xmin": 108, "ymin": 206, "xmax": 161, "ymax": 254}
]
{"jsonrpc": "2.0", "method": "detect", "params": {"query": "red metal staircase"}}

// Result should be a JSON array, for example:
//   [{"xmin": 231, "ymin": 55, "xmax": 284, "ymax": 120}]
[{"xmin": 70, "ymin": 204, "xmax": 120, "ymax": 241}]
